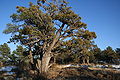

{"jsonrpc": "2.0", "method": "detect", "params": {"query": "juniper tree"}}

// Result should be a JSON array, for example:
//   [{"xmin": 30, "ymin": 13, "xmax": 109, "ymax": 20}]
[{"xmin": 3, "ymin": 0, "xmax": 96, "ymax": 73}]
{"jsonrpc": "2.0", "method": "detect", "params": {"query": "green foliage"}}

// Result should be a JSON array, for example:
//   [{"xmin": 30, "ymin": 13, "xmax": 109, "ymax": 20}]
[
  {"xmin": 3, "ymin": 0, "xmax": 96, "ymax": 48},
  {"xmin": 90, "ymin": 47, "xmax": 102, "ymax": 62},
  {"xmin": 115, "ymin": 48, "xmax": 120, "ymax": 58},
  {"xmin": 88, "ymin": 51, "xmax": 96, "ymax": 63},
  {"xmin": 0, "ymin": 43, "xmax": 11, "ymax": 63},
  {"xmin": 101, "ymin": 46, "xmax": 118, "ymax": 64},
  {"xmin": 56, "ymin": 53, "xmax": 70, "ymax": 64},
  {"xmin": 90, "ymin": 46, "xmax": 119, "ymax": 64},
  {"xmin": 9, "ymin": 45, "xmax": 27, "ymax": 65}
]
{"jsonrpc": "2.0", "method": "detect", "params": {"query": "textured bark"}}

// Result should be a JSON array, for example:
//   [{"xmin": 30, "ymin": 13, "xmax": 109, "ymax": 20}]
[
  {"xmin": 29, "ymin": 50, "xmax": 33, "ymax": 64},
  {"xmin": 83, "ymin": 58, "xmax": 85, "ymax": 64},
  {"xmin": 41, "ymin": 53, "xmax": 51, "ymax": 73},
  {"xmin": 36, "ymin": 59, "xmax": 42, "ymax": 73},
  {"xmin": 86, "ymin": 57, "xmax": 89, "ymax": 64},
  {"xmin": 36, "ymin": 53, "xmax": 52, "ymax": 73},
  {"xmin": 48, "ymin": 23, "xmax": 65, "ymax": 52}
]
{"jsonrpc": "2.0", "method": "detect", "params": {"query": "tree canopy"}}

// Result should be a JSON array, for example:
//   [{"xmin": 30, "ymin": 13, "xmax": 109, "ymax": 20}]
[{"xmin": 3, "ymin": 0, "xmax": 96, "ymax": 73}]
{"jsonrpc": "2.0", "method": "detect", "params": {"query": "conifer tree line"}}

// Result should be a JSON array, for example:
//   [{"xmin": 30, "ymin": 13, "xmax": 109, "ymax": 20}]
[
  {"xmin": 0, "ymin": 0, "xmax": 120, "ymax": 79},
  {"xmin": 1, "ymin": 43, "xmax": 120, "ymax": 67}
]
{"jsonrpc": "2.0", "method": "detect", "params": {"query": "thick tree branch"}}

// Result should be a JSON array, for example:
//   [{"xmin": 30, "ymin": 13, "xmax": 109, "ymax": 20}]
[{"xmin": 46, "ymin": 23, "xmax": 65, "ymax": 54}]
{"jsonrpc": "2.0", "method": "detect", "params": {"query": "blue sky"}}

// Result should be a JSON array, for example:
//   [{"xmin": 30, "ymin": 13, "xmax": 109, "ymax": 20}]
[{"xmin": 0, "ymin": 0, "xmax": 120, "ymax": 51}]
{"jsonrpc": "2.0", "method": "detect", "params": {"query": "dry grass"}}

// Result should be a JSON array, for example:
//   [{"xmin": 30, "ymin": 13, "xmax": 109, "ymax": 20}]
[{"xmin": 46, "ymin": 64, "xmax": 120, "ymax": 80}]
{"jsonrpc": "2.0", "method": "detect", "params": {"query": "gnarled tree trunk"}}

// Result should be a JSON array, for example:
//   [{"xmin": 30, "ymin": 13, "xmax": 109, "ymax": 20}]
[
  {"xmin": 41, "ymin": 53, "xmax": 51, "ymax": 73},
  {"xmin": 36, "ymin": 24, "xmax": 65, "ymax": 73},
  {"xmin": 29, "ymin": 50, "xmax": 33, "ymax": 64},
  {"xmin": 36, "ymin": 53, "xmax": 52, "ymax": 73},
  {"xmin": 86, "ymin": 57, "xmax": 89, "ymax": 64}
]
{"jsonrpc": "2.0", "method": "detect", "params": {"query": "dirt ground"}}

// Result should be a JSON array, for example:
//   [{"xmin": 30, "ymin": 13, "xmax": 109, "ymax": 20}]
[{"xmin": 46, "ymin": 64, "xmax": 120, "ymax": 80}]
